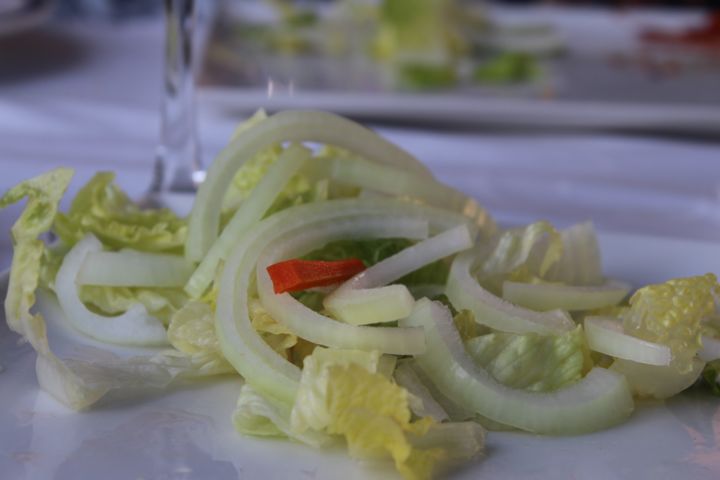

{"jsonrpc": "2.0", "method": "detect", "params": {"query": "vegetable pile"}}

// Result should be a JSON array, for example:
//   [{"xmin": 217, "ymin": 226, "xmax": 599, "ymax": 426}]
[{"xmin": 2, "ymin": 110, "xmax": 719, "ymax": 479}]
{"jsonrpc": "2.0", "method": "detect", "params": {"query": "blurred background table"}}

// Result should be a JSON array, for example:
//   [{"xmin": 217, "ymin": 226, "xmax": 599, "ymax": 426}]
[{"xmin": 1, "ymin": 1, "xmax": 720, "ymax": 269}]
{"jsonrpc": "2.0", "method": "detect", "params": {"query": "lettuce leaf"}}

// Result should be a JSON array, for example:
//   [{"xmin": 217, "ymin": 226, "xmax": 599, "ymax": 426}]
[
  {"xmin": 53, "ymin": 172, "xmax": 187, "ymax": 253},
  {"xmin": 623, "ymin": 273, "xmax": 718, "ymax": 373},
  {"xmin": 1, "ymin": 168, "xmax": 107, "ymax": 408},
  {"xmin": 79, "ymin": 285, "xmax": 187, "ymax": 325},
  {"xmin": 1, "ymin": 169, "xmax": 232, "ymax": 409},
  {"xmin": 465, "ymin": 325, "xmax": 591, "ymax": 392},
  {"xmin": 289, "ymin": 347, "xmax": 484, "ymax": 480},
  {"xmin": 476, "ymin": 221, "xmax": 563, "ymax": 295},
  {"xmin": 167, "ymin": 300, "xmax": 231, "ymax": 373},
  {"xmin": 232, "ymin": 384, "xmax": 332, "ymax": 448},
  {"xmin": 248, "ymin": 297, "xmax": 298, "ymax": 359}
]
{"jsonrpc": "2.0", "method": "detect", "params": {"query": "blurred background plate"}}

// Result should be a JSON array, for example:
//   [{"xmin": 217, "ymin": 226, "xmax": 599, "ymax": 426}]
[{"xmin": 200, "ymin": 3, "xmax": 720, "ymax": 135}]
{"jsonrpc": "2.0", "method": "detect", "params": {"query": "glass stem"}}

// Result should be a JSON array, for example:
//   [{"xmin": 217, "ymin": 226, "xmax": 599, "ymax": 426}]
[{"xmin": 152, "ymin": 0, "xmax": 202, "ymax": 193}]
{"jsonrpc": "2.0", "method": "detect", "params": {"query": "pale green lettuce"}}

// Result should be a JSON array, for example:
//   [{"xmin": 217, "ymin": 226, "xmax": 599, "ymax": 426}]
[
  {"xmin": 465, "ymin": 325, "xmax": 590, "ymax": 392},
  {"xmin": 53, "ymin": 172, "xmax": 187, "ymax": 253},
  {"xmin": 476, "ymin": 221, "xmax": 563, "ymax": 295}
]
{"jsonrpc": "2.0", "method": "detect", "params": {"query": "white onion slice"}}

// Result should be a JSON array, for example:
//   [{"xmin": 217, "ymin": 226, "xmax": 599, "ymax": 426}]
[
  {"xmin": 77, "ymin": 250, "xmax": 193, "ymax": 288},
  {"xmin": 446, "ymin": 250, "xmax": 574, "ymax": 335},
  {"xmin": 323, "ymin": 285, "xmax": 415, "ymax": 326},
  {"xmin": 610, "ymin": 358, "xmax": 705, "ymax": 399},
  {"xmin": 324, "ymin": 224, "xmax": 473, "ymax": 325},
  {"xmin": 328, "ymin": 156, "xmax": 484, "ymax": 220},
  {"xmin": 256, "ymin": 217, "xmax": 428, "ymax": 354},
  {"xmin": 216, "ymin": 198, "xmax": 470, "ymax": 404},
  {"xmin": 187, "ymin": 110, "xmax": 434, "ymax": 262},
  {"xmin": 584, "ymin": 316, "xmax": 671, "ymax": 366},
  {"xmin": 699, "ymin": 335, "xmax": 720, "ymax": 362},
  {"xmin": 185, "ymin": 144, "xmax": 310, "ymax": 297},
  {"xmin": 55, "ymin": 235, "xmax": 168, "ymax": 346},
  {"xmin": 401, "ymin": 299, "xmax": 634, "ymax": 435},
  {"xmin": 502, "ymin": 280, "xmax": 630, "ymax": 312}
]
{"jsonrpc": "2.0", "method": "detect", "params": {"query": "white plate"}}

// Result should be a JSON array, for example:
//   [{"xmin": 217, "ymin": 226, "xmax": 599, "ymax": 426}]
[
  {"xmin": 200, "ymin": 87, "xmax": 720, "ymax": 136},
  {"xmin": 1, "ymin": 230, "xmax": 719, "ymax": 480}
]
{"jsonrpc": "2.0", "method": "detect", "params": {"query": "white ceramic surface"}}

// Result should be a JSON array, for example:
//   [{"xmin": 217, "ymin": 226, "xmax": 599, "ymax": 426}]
[{"xmin": 1, "ymin": 231, "xmax": 719, "ymax": 480}]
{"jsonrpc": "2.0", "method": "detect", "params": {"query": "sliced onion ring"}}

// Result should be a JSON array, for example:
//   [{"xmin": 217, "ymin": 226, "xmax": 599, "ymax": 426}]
[
  {"xmin": 584, "ymin": 316, "xmax": 671, "ymax": 366},
  {"xmin": 216, "ymin": 198, "xmax": 471, "ymax": 404},
  {"xmin": 55, "ymin": 235, "xmax": 168, "ymax": 347},
  {"xmin": 256, "ymin": 217, "xmax": 429, "ymax": 354},
  {"xmin": 324, "ymin": 224, "xmax": 473, "ymax": 325},
  {"xmin": 188, "ymin": 111, "xmax": 435, "ymax": 262},
  {"xmin": 502, "ymin": 280, "xmax": 630, "ymax": 312},
  {"xmin": 446, "ymin": 250, "xmax": 574, "ymax": 335},
  {"xmin": 401, "ymin": 299, "xmax": 634, "ymax": 435}
]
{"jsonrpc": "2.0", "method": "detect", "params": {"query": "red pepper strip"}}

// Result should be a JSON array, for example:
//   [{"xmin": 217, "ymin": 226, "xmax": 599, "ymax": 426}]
[{"xmin": 267, "ymin": 258, "xmax": 367, "ymax": 294}]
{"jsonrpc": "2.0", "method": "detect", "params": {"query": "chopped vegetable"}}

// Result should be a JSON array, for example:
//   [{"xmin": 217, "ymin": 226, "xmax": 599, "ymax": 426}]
[
  {"xmin": 3, "ymin": 109, "xmax": 719, "ymax": 480},
  {"xmin": 623, "ymin": 273, "xmax": 719, "ymax": 373},
  {"xmin": 465, "ymin": 325, "xmax": 590, "ymax": 392},
  {"xmin": 267, "ymin": 258, "xmax": 366, "ymax": 294}
]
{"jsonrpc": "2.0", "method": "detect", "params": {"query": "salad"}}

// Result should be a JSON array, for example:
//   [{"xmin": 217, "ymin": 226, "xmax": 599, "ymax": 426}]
[{"xmin": 2, "ymin": 110, "xmax": 719, "ymax": 479}]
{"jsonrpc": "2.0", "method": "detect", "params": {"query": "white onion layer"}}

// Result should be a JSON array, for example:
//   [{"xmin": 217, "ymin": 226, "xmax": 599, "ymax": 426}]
[
  {"xmin": 77, "ymin": 250, "xmax": 193, "ymax": 288},
  {"xmin": 185, "ymin": 144, "xmax": 310, "ymax": 297},
  {"xmin": 502, "ymin": 280, "xmax": 630, "ymax": 312},
  {"xmin": 584, "ymin": 316, "xmax": 671, "ymax": 366},
  {"xmin": 256, "ymin": 217, "xmax": 428, "ymax": 354},
  {"xmin": 55, "ymin": 235, "xmax": 168, "ymax": 347},
  {"xmin": 446, "ymin": 250, "xmax": 575, "ymax": 335},
  {"xmin": 187, "ymin": 111, "xmax": 433, "ymax": 262},
  {"xmin": 324, "ymin": 224, "xmax": 473, "ymax": 325},
  {"xmin": 402, "ymin": 299, "xmax": 634, "ymax": 435},
  {"xmin": 216, "ymin": 198, "xmax": 471, "ymax": 404}
]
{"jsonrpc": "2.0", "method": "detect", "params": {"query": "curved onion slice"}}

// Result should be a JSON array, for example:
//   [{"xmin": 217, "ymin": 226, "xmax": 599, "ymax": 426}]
[
  {"xmin": 324, "ymin": 225, "xmax": 473, "ymax": 325},
  {"xmin": 610, "ymin": 358, "xmax": 705, "ymax": 399},
  {"xmin": 502, "ymin": 280, "xmax": 630, "ymax": 312},
  {"xmin": 584, "ymin": 316, "xmax": 671, "ymax": 366},
  {"xmin": 699, "ymin": 335, "xmax": 720, "ymax": 362},
  {"xmin": 187, "ymin": 110, "xmax": 435, "ymax": 262},
  {"xmin": 446, "ymin": 250, "xmax": 574, "ymax": 335},
  {"xmin": 322, "ymin": 285, "xmax": 416, "ymax": 326},
  {"xmin": 55, "ymin": 235, "xmax": 168, "ymax": 346},
  {"xmin": 256, "ymin": 217, "xmax": 428, "ymax": 354},
  {"xmin": 216, "ymin": 198, "xmax": 471, "ymax": 404},
  {"xmin": 185, "ymin": 144, "xmax": 311, "ymax": 297},
  {"xmin": 77, "ymin": 250, "xmax": 193, "ymax": 288},
  {"xmin": 327, "ymin": 156, "xmax": 485, "ymax": 220},
  {"xmin": 401, "ymin": 299, "xmax": 634, "ymax": 435}
]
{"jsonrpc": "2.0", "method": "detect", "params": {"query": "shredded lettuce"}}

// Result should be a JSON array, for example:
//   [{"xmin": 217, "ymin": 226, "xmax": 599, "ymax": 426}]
[
  {"xmin": 477, "ymin": 221, "xmax": 563, "ymax": 295},
  {"xmin": 1, "ymin": 169, "xmax": 107, "ymax": 408},
  {"xmin": 290, "ymin": 347, "xmax": 484, "ymax": 480},
  {"xmin": 465, "ymin": 325, "xmax": 591, "ymax": 392},
  {"xmin": 622, "ymin": 273, "xmax": 719, "ymax": 373},
  {"xmin": 79, "ymin": 285, "xmax": 187, "ymax": 325},
  {"xmin": 167, "ymin": 300, "xmax": 229, "ymax": 363},
  {"xmin": 53, "ymin": 172, "xmax": 187, "ymax": 253}
]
